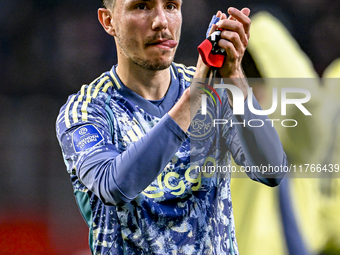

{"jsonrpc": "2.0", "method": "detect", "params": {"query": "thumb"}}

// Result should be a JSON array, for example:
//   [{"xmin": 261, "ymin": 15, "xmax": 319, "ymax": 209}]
[{"xmin": 208, "ymin": 11, "xmax": 222, "ymax": 36}]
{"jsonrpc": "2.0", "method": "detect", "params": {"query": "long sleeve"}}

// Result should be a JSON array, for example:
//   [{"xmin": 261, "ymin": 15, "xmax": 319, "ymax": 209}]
[
  {"xmin": 204, "ymin": 14, "xmax": 287, "ymax": 186},
  {"xmin": 230, "ymin": 94, "xmax": 287, "ymax": 186},
  {"xmin": 59, "ymin": 113, "xmax": 187, "ymax": 206}
]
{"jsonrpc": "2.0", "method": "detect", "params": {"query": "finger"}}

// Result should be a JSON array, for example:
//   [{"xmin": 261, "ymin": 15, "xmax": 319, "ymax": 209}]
[
  {"xmin": 227, "ymin": 11, "xmax": 236, "ymax": 21},
  {"xmin": 240, "ymin": 8, "xmax": 251, "ymax": 38},
  {"xmin": 227, "ymin": 7, "xmax": 251, "ymax": 39},
  {"xmin": 207, "ymin": 11, "xmax": 222, "ymax": 36},
  {"xmin": 216, "ymin": 19, "xmax": 248, "ymax": 46},
  {"xmin": 219, "ymin": 30, "xmax": 244, "ymax": 55},
  {"xmin": 208, "ymin": 24, "xmax": 217, "ymax": 36},
  {"xmin": 218, "ymin": 39, "xmax": 239, "ymax": 62},
  {"xmin": 240, "ymin": 7, "xmax": 250, "ymax": 17}
]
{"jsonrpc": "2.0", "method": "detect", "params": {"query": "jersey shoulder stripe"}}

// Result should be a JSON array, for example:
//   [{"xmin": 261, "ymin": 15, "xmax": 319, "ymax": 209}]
[
  {"xmin": 64, "ymin": 73, "xmax": 113, "ymax": 128},
  {"xmin": 174, "ymin": 63, "xmax": 196, "ymax": 82},
  {"xmin": 109, "ymin": 69, "xmax": 121, "ymax": 89},
  {"xmin": 174, "ymin": 63, "xmax": 196, "ymax": 74},
  {"xmin": 63, "ymin": 63, "xmax": 195, "ymax": 128},
  {"xmin": 170, "ymin": 65, "xmax": 177, "ymax": 80}
]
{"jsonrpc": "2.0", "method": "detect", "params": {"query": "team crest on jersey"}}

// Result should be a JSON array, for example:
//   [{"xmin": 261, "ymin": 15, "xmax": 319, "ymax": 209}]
[
  {"xmin": 72, "ymin": 125, "xmax": 104, "ymax": 153},
  {"xmin": 188, "ymin": 107, "xmax": 216, "ymax": 140}
]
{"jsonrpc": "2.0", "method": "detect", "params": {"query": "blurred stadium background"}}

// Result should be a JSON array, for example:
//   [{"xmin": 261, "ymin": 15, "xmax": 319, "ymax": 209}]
[{"xmin": 1, "ymin": 0, "xmax": 340, "ymax": 254}]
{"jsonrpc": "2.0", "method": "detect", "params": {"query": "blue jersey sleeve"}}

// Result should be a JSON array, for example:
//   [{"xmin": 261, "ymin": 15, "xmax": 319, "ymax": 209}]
[
  {"xmin": 78, "ymin": 114, "xmax": 187, "ymax": 206},
  {"xmin": 57, "ymin": 93, "xmax": 187, "ymax": 206},
  {"xmin": 227, "ymin": 94, "xmax": 287, "ymax": 186}
]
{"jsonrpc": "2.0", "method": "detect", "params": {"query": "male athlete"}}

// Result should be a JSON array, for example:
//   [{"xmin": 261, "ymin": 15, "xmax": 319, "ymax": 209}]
[{"xmin": 56, "ymin": 0, "xmax": 287, "ymax": 254}]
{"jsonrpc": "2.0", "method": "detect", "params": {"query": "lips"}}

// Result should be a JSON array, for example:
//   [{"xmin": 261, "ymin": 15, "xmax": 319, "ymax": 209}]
[{"xmin": 148, "ymin": 39, "xmax": 178, "ymax": 49}]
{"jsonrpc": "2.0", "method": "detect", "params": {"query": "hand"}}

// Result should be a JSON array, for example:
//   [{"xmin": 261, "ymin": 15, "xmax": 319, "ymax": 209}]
[
  {"xmin": 215, "ymin": 7, "xmax": 251, "ymax": 78},
  {"xmin": 196, "ymin": 10, "xmax": 225, "ymax": 78}
]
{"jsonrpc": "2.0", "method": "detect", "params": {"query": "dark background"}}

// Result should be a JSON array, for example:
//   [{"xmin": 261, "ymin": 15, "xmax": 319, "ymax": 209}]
[{"xmin": 1, "ymin": 0, "xmax": 339, "ymax": 254}]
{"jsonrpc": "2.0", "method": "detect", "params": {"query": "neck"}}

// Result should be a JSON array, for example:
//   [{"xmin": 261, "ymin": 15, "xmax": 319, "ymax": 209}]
[{"xmin": 116, "ymin": 58, "xmax": 171, "ymax": 101}]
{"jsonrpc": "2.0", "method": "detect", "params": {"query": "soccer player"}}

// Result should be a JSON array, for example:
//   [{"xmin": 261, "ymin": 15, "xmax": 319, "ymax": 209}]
[{"xmin": 56, "ymin": 0, "xmax": 287, "ymax": 254}]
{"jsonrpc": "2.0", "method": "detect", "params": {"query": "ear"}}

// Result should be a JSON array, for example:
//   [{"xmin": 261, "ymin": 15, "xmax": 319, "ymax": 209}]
[{"xmin": 98, "ymin": 8, "xmax": 116, "ymax": 36}]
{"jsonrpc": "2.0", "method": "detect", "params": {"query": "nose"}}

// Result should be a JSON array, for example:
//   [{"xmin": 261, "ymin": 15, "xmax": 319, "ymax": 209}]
[{"xmin": 152, "ymin": 6, "xmax": 168, "ymax": 31}]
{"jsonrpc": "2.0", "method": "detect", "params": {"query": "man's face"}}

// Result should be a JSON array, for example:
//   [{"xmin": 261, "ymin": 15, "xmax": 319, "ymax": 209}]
[{"xmin": 111, "ymin": 0, "xmax": 182, "ymax": 71}]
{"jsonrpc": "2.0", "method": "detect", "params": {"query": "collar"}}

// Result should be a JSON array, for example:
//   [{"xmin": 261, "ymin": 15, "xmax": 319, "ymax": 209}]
[{"xmin": 109, "ymin": 63, "xmax": 180, "ymax": 118}]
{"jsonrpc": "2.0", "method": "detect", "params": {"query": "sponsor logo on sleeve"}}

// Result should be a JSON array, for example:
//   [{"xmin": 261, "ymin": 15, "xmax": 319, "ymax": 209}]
[{"xmin": 72, "ymin": 125, "xmax": 104, "ymax": 153}]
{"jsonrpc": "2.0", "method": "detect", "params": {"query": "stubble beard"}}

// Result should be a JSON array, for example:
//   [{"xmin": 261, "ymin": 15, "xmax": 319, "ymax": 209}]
[
  {"xmin": 116, "ymin": 31, "xmax": 180, "ymax": 71},
  {"xmin": 131, "ymin": 51, "xmax": 174, "ymax": 71}
]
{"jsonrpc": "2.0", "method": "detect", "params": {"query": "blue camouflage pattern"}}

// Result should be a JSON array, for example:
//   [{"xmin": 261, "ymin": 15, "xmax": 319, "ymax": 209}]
[{"xmin": 56, "ymin": 63, "xmax": 250, "ymax": 254}]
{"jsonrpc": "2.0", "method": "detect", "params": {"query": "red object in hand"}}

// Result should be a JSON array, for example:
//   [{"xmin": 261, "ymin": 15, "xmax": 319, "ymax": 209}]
[{"xmin": 197, "ymin": 29, "xmax": 226, "ymax": 68}]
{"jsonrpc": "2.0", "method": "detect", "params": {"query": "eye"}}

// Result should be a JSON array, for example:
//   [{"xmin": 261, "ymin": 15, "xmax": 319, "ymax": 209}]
[
  {"xmin": 136, "ymin": 3, "xmax": 148, "ymax": 10},
  {"xmin": 166, "ymin": 3, "xmax": 177, "ymax": 11}
]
